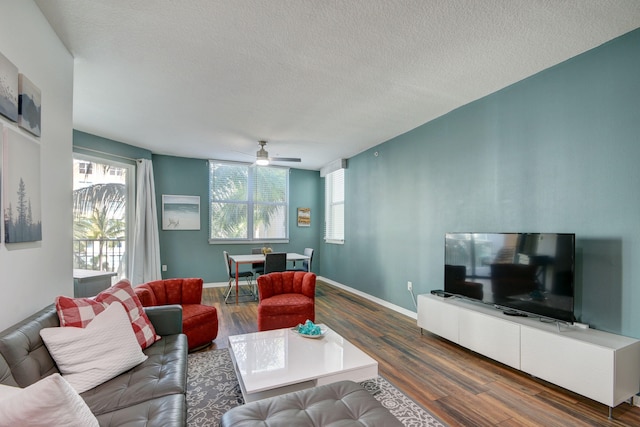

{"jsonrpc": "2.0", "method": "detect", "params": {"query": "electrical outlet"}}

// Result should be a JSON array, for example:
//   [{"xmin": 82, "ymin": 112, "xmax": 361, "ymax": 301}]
[
  {"xmin": 407, "ymin": 281, "xmax": 412, "ymax": 291},
  {"xmin": 162, "ymin": 265, "xmax": 167, "ymax": 272}
]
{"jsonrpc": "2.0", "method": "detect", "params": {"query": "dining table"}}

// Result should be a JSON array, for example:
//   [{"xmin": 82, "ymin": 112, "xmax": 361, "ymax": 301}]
[{"xmin": 228, "ymin": 252, "xmax": 311, "ymax": 305}]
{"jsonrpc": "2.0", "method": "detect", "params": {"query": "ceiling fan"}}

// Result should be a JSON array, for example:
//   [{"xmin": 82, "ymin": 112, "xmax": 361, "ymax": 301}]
[{"xmin": 255, "ymin": 140, "xmax": 301, "ymax": 165}]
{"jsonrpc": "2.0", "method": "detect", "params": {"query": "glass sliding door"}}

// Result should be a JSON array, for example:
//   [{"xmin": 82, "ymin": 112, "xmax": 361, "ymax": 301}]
[{"xmin": 72, "ymin": 154, "xmax": 134, "ymax": 279}]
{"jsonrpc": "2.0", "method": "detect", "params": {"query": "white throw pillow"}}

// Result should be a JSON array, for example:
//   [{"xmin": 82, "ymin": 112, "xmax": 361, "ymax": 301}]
[
  {"xmin": 0, "ymin": 384, "xmax": 19, "ymax": 399},
  {"xmin": 0, "ymin": 373, "xmax": 98, "ymax": 427},
  {"xmin": 40, "ymin": 302, "xmax": 147, "ymax": 393}
]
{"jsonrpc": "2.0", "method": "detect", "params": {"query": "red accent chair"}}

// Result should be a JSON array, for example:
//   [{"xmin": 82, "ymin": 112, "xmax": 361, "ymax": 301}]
[
  {"xmin": 257, "ymin": 271, "xmax": 316, "ymax": 331},
  {"xmin": 134, "ymin": 278, "xmax": 218, "ymax": 351}
]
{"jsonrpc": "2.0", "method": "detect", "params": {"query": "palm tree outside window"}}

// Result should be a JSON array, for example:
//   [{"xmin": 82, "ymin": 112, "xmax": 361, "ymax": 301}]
[
  {"xmin": 72, "ymin": 155, "xmax": 134, "ymax": 277},
  {"xmin": 208, "ymin": 160, "xmax": 289, "ymax": 243}
]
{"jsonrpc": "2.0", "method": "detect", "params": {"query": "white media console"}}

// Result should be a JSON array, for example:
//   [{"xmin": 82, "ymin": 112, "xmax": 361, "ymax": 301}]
[{"xmin": 417, "ymin": 293, "xmax": 640, "ymax": 417}]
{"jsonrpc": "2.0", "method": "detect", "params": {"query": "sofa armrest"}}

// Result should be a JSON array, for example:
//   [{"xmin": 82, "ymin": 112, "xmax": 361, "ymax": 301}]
[
  {"xmin": 144, "ymin": 305, "xmax": 183, "ymax": 336},
  {"xmin": 0, "ymin": 353, "xmax": 18, "ymax": 387}
]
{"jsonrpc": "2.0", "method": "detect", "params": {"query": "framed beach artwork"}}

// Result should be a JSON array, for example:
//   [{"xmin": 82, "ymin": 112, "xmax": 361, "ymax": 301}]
[
  {"xmin": 297, "ymin": 207, "xmax": 311, "ymax": 227},
  {"xmin": 18, "ymin": 74, "xmax": 41, "ymax": 137},
  {"xmin": 3, "ymin": 127, "xmax": 42, "ymax": 243},
  {"xmin": 162, "ymin": 195, "xmax": 200, "ymax": 230},
  {"xmin": 0, "ymin": 51, "xmax": 19, "ymax": 122}
]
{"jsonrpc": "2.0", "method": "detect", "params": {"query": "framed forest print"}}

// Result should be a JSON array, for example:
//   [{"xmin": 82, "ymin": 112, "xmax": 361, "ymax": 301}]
[{"xmin": 3, "ymin": 127, "xmax": 42, "ymax": 242}]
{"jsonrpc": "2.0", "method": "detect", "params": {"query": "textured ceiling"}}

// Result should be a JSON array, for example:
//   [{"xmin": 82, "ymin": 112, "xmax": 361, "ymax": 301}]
[{"xmin": 36, "ymin": 0, "xmax": 640, "ymax": 170}]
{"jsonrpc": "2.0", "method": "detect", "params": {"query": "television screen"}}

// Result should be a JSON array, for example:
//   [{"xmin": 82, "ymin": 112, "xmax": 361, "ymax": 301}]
[{"xmin": 444, "ymin": 233, "xmax": 575, "ymax": 323}]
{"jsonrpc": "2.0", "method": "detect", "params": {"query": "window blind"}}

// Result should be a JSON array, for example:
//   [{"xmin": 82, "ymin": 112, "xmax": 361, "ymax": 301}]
[
  {"xmin": 209, "ymin": 160, "xmax": 289, "ymax": 242},
  {"xmin": 324, "ymin": 168, "xmax": 344, "ymax": 243}
]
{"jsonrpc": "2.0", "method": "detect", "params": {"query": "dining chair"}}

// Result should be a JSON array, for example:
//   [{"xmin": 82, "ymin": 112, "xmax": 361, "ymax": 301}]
[
  {"xmin": 263, "ymin": 252, "xmax": 287, "ymax": 274},
  {"xmin": 251, "ymin": 247, "xmax": 265, "ymax": 276},
  {"xmin": 288, "ymin": 247, "xmax": 314, "ymax": 272},
  {"xmin": 223, "ymin": 250, "xmax": 255, "ymax": 303}
]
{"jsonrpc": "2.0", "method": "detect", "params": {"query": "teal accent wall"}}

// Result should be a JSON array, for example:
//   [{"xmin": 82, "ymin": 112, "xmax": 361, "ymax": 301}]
[
  {"xmin": 73, "ymin": 130, "xmax": 152, "ymax": 162},
  {"xmin": 73, "ymin": 28, "xmax": 640, "ymax": 338},
  {"xmin": 73, "ymin": 131, "xmax": 322, "ymax": 283},
  {"xmin": 319, "ymin": 28, "xmax": 640, "ymax": 338},
  {"xmin": 152, "ymin": 155, "xmax": 322, "ymax": 282}
]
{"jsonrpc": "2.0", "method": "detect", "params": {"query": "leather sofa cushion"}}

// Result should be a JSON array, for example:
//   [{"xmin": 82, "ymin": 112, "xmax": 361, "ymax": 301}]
[
  {"xmin": 220, "ymin": 380, "xmax": 402, "ymax": 427},
  {"xmin": 0, "ymin": 305, "xmax": 60, "ymax": 387},
  {"xmin": 0, "ymin": 304, "xmax": 188, "ymax": 427},
  {"xmin": 0, "ymin": 353, "xmax": 18, "ymax": 386},
  {"xmin": 81, "ymin": 334, "xmax": 188, "ymax": 416},
  {"xmin": 95, "ymin": 393, "xmax": 186, "ymax": 427}
]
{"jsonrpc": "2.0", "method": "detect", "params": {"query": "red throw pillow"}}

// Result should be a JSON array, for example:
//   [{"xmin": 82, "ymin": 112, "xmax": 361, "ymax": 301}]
[
  {"xmin": 56, "ymin": 296, "xmax": 104, "ymax": 328},
  {"xmin": 55, "ymin": 279, "xmax": 159, "ymax": 349}
]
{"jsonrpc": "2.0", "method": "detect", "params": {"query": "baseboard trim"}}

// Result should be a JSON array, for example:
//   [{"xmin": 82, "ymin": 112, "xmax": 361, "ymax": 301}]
[
  {"xmin": 318, "ymin": 276, "xmax": 417, "ymax": 320},
  {"xmin": 204, "ymin": 282, "xmax": 228, "ymax": 288},
  {"xmin": 204, "ymin": 277, "xmax": 417, "ymax": 321}
]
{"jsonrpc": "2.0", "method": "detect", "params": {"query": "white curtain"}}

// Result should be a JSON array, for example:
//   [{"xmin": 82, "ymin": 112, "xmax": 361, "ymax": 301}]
[{"xmin": 130, "ymin": 159, "xmax": 161, "ymax": 285}]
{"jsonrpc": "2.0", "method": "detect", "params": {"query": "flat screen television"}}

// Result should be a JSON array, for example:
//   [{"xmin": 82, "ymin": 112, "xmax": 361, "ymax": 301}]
[{"xmin": 444, "ymin": 232, "xmax": 575, "ymax": 323}]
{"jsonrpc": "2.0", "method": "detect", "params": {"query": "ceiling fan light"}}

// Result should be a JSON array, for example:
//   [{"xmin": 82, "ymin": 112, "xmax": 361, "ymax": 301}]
[{"xmin": 256, "ymin": 143, "xmax": 270, "ymax": 165}]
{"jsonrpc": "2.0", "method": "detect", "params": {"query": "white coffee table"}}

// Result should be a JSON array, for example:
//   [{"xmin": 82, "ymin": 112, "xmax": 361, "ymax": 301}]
[{"xmin": 228, "ymin": 325, "xmax": 378, "ymax": 402}]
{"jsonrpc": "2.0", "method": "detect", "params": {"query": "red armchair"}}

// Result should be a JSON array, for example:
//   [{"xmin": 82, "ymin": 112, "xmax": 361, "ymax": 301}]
[
  {"xmin": 257, "ymin": 271, "xmax": 316, "ymax": 331},
  {"xmin": 135, "ymin": 278, "xmax": 218, "ymax": 351}
]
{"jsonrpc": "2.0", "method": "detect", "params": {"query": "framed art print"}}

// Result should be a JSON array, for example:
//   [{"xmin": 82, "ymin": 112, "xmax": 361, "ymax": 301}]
[
  {"xmin": 297, "ymin": 207, "xmax": 310, "ymax": 227},
  {"xmin": 3, "ymin": 127, "xmax": 42, "ymax": 243},
  {"xmin": 0, "ymin": 51, "xmax": 19, "ymax": 122},
  {"xmin": 18, "ymin": 74, "xmax": 41, "ymax": 137},
  {"xmin": 162, "ymin": 195, "xmax": 200, "ymax": 230}
]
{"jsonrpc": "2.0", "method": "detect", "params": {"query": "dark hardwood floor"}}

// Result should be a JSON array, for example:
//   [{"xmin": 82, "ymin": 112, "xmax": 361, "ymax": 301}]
[{"xmin": 201, "ymin": 281, "xmax": 640, "ymax": 426}]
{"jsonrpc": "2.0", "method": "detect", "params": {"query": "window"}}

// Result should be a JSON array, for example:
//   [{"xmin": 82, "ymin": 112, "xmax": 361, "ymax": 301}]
[
  {"xmin": 108, "ymin": 167, "xmax": 124, "ymax": 176},
  {"xmin": 209, "ymin": 161, "xmax": 289, "ymax": 242},
  {"xmin": 324, "ymin": 168, "xmax": 344, "ymax": 244},
  {"xmin": 78, "ymin": 162, "xmax": 92, "ymax": 175},
  {"xmin": 72, "ymin": 155, "xmax": 134, "ymax": 278}
]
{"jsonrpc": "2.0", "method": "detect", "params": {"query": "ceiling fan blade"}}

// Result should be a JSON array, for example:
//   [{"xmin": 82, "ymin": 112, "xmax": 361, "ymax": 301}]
[{"xmin": 270, "ymin": 157, "xmax": 302, "ymax": 162}]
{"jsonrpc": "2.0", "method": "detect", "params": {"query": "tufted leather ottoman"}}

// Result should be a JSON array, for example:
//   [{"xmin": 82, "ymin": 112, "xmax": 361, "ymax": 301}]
[{"xmin": 220, "ymin": 380, "xmax": 402, "ymax": 427}]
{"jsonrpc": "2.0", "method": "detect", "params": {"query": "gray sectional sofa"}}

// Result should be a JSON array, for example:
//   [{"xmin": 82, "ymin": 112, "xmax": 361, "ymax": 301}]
[
  {"xmin": 221, "ymin": 380, "xmax": 403, "ymax": 426},
  {"xmin": 0, "ymin": 304, "xmax": 188, "ymax": 426}
]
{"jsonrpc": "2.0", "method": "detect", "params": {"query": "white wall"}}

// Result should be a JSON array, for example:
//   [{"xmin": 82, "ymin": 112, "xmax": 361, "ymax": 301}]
[{"xmin": 0, "ymin": 0, "xmax": 73, "ymax": 329}]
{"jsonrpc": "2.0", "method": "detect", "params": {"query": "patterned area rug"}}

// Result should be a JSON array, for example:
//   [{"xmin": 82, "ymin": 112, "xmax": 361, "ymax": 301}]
[{"xmin": 187, "ymin": 348, "xmax": 447, "ymax": 427}]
